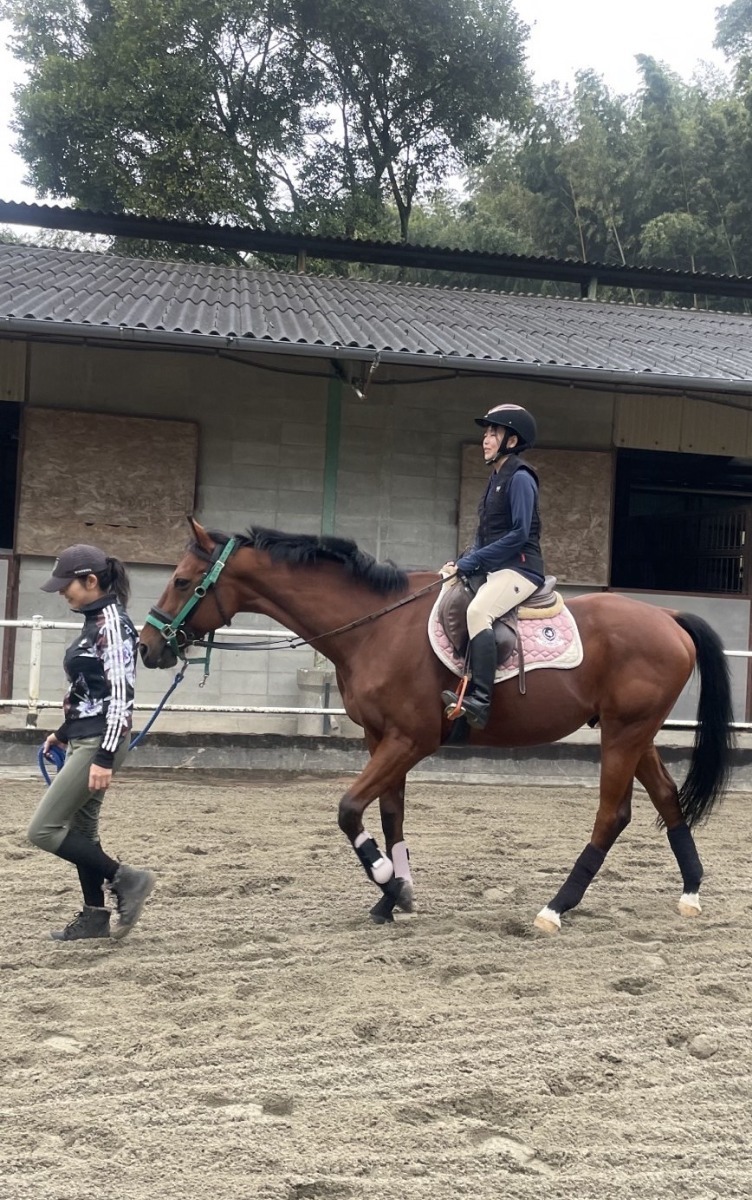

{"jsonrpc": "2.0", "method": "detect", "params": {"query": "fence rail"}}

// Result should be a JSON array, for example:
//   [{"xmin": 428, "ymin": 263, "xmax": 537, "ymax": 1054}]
[
  {"xmin": 1, "ymin": 615, "xmax": 750, "ymax": 731},
  {"xmin": 0, "ymin": 616, "xmax": 347, "ymax": 726}
]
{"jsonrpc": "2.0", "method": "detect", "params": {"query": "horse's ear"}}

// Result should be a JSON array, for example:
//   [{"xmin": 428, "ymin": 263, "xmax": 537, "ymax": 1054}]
[{"xmin": 187, "ymin": 516, "xmax": 214, "ymax": 554}]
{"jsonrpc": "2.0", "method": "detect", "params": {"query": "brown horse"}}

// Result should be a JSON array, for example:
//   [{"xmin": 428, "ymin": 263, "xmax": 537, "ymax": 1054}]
[{"xmin": 139, "ymin": 519, "xmax": 734, "ymax": 931}]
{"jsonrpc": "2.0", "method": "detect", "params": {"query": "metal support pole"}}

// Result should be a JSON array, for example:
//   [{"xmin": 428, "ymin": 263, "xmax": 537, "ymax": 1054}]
[
  {"xmin": 301, "ymin": 371, "xmax": 344, "ymax": 733},
  {"xmin": 26, "ymin": 614, "xmax": 43, "ymax": 728},
  {"xmin": 322, "ymin": 373, "xmax": 342, "ymax": 537}
]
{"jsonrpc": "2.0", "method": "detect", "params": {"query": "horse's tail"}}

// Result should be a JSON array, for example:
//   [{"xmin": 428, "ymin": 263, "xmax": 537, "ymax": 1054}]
[{"xmin": 673, "ymin": 612, "xmax": 735, "ymax": 827}]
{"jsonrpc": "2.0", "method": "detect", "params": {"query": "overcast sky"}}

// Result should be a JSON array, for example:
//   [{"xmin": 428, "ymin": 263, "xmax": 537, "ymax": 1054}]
[{"xmin": 0, "ymin": 1, "xmax": 732, "ymax": 206}]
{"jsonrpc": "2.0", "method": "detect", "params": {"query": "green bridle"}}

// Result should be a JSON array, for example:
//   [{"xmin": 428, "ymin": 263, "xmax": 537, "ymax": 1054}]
[{"xmin": 144, "ymin": 537, "xmax": 238, "ymax": 675}]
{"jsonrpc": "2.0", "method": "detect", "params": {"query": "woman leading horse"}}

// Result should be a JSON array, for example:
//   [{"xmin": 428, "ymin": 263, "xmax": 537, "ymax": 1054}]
[{"xmin": 139, "ymin": 519, "xmax": 734, "ymax": 931}]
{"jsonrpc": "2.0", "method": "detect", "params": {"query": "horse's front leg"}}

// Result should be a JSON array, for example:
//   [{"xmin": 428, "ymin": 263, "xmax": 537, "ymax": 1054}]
[
  {"xmin": 339, "ymin": 735, "xmax": 424, "ymax": 924},
  {"xmin": 377, "ymin": 777, "xmax": 415, "ymax": 921}
]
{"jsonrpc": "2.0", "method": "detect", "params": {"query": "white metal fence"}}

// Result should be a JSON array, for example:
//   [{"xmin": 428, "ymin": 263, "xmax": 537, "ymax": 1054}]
[
  {"xmin": 2, "ymin": 615, "xmax": 751, "ymax": 731},
  {"xmin": 0, "ymin": 616, "xmax": 348, "ymax": 728}
]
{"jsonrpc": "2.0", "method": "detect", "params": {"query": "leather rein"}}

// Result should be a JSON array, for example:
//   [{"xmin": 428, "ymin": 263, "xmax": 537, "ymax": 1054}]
[{"xmin": 145, "ymin": 537, "xmax": 445, "ymax": 678}]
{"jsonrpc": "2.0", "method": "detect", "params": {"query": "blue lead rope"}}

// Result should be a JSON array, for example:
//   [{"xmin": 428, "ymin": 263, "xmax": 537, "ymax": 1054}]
[
  {"xmin": 128, "ymin": 662, "xmax": 188, "ymax": 748},
  {"xmin": 37, "ymin": 743, "xmax": 67, "ymax": 785},
  {"xmin": 38, "ymin": 664, "xmax": 188, "ymax": 785}
]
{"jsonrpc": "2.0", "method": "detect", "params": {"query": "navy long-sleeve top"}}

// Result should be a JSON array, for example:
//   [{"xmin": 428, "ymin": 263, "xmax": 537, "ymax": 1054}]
[{"xmin": 456, "ymin": 469, "xmax": 544, "ymax": 582}]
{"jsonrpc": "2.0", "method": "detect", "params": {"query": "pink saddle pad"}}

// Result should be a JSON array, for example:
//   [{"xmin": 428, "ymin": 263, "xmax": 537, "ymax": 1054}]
[{"xmin": 428, "ymin": 593, "xmax": 584, "ymax": 683}]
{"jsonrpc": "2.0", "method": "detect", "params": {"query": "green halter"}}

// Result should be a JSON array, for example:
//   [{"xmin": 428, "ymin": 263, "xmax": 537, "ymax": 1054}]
[{"xmin": 144, "ymin": 537, "xmax": 238, "ymax": 679}]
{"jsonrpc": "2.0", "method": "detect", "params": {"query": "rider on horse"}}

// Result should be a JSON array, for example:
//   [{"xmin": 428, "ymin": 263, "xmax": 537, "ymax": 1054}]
[{"xmin": 441, "ymin": 403, "xmax": 546, "ymax": 730}]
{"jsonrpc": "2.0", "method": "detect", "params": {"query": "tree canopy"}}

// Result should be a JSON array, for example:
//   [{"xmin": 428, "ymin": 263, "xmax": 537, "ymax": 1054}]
[
  {"xmin": 5, "ymin": 0, "xmax": 752, "ymax": 303},
  {"xmin": 2, "ymin": 0, "xmax": 530, "ymax": 242}
]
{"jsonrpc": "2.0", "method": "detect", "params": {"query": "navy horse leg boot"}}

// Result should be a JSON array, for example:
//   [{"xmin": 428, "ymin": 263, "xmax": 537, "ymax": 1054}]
[{"xmin": 442, "ymin": 628, "xmax": 497, "ymax": 729}]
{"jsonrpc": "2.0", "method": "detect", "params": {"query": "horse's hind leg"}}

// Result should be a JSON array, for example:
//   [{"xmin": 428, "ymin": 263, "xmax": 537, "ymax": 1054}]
[
  {"xmin": 377, "ymin": 779, "xmax": 415, "ymax": 919},
  {"xmin": 534, "ymin": 723, "xmax": 647, "ymax": 934},
  {"xmin": 635, "ymin": 745, "xmax": 704, "ymax": 918}
]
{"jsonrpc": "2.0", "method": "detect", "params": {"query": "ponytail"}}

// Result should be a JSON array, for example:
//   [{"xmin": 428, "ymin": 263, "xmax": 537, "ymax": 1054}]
[{"xmin": 96, "ymin": 556, "xmax": 130, "ymax": 607}]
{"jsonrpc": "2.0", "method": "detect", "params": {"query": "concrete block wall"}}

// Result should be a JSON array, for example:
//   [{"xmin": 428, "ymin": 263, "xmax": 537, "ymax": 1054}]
[
  {"xmin": 10, "ymin": 343, "xmax": 330, "ymax": 732},
  {"xmin": 11, "ymin": 338, "xmax": 744, "ymax": 733},
  {"xmin": 332, "ymin": 371, "xmax": 617, "ymax": 569}
]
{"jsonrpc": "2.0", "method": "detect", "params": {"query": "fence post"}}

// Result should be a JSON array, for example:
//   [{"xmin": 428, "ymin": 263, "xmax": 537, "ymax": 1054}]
[{"xmin": 26, "ymin": 614, "xmax": 43, "ymax": 728}]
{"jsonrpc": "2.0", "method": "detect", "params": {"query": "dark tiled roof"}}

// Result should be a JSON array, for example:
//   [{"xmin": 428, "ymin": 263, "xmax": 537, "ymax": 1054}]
[{"xmin": 1, "ymin": 242, "xmax": 752, "ymax": 385}]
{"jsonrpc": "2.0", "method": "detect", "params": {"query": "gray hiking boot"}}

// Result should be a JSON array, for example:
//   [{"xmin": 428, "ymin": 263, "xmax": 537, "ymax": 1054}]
[
  {"xmin": 50, "ymin": 905, "xmax": 111, "ymax": 942},
  {"xmin": 110, "ymin": 864, "xmax": 156, "ymax": 940}
]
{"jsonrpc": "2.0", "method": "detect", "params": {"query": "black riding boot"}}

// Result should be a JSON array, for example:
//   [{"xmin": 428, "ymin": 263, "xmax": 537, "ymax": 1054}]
[{"xmin": 442, "ymin": 628, "xmax": 498, "ymax": 730}]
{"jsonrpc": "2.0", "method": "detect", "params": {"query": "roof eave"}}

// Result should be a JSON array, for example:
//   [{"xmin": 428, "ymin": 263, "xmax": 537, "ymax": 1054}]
[{"xmin": 2, "ymin": 315, "xmax": 751, "ymax": 397}]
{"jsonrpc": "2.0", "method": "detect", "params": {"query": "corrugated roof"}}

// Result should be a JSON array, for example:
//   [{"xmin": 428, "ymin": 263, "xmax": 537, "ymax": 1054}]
[
  {"xmin": 5, "ymin": 201, "xmax": 752, "ymax": 296},
  {"xmin": 1, "ymin": 242, "xmax": 752, "ymax": 386}
]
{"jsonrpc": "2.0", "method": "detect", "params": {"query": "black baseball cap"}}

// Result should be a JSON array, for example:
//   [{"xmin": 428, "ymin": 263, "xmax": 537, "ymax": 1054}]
[{"xmin": 40, "ymin": 544, "xmax": 109, "ymax": 592}]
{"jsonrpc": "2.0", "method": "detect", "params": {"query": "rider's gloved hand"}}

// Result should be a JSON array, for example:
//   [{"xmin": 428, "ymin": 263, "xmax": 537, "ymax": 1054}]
[{"xmin": 455, "ymin": 555, "xmax": 481, "ymax": 577}]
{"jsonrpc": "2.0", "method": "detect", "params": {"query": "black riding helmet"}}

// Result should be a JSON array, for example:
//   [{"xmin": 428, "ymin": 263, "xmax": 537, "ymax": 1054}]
[{"xmin": 475, "ymin": 404, "xmax": 537, "ymax": 450}]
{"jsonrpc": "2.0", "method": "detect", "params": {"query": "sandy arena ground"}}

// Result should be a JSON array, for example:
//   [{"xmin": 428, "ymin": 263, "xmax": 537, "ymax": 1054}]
[{"xmin": 1, "ymin": 768, "xmax": 751, "ymax": 1200}]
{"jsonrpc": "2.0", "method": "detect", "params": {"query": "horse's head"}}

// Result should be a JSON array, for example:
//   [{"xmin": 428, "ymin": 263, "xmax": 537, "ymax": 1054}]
[
  {"xmin": 140, "ymin": 517, "xmax": 412, "ymax": 670},
  {"xmin": 139, "ymin": 518, "xmax": 242, "ymax": 669}
]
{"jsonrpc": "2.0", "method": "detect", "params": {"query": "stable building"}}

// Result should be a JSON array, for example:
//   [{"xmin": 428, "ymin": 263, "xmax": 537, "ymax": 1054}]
[{"xmin": 1, "ymin": 232, "xmax": 752, "ymax": 727}]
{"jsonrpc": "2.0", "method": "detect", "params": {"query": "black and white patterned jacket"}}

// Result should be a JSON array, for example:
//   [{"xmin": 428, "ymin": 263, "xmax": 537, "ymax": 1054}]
[{"xmin": 55, "ymin": 594, "xmax": 137, "ymax": 768}]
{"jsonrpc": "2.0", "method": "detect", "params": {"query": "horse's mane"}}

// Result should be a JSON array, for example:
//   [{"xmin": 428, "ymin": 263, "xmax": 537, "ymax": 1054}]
[{"xmin": 202, "ymin": 526, "xmax": 409, "ymax": 595}]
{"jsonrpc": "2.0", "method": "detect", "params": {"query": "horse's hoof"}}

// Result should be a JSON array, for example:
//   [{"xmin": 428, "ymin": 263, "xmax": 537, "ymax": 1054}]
[
  {"xmin": 369, "ymin": 902, "xmax": 395, "ymax": 925},
  {"xmin": 395, "ymin": 880, "xmax": 415, "ymax": 913},
  {"xmin": 370, "ymin": 876, "xmax": 413, "ymax": 924},
  {"xmin": 678, "ymin": 892, "xmax": 702, "ymax": 918},
  {"xmin": 533, "ymin": 906, "xmax": 561, "ymax": 934}
]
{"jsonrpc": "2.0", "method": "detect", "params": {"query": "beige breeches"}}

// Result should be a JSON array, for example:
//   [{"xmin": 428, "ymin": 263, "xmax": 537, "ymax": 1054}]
[{"xmin": 466, "ymin": 569, "xmax": 540, "ymax": 639}]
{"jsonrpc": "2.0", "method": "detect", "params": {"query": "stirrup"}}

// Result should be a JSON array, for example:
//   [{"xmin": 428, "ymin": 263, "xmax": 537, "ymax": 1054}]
[{"xmin": 442, "ymin": 675, "xmax": 469, "ymax": 721}]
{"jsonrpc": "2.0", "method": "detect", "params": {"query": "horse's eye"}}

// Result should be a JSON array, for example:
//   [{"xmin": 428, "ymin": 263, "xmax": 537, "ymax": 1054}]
[{"xmin": 174, "ymin": 577, "xmax": 190, "ymax": 591}]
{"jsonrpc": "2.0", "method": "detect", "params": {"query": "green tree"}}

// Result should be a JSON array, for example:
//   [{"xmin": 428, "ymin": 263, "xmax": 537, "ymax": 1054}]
[
  {"xmin": 467, "ymin": 74, "xmax": 635, "ymax": 265},
  {"xmin": 711, "ymin": 1, "xmax": 752, "ymax": 275},
  {"xmin": 639, "ymin": 210, "xmax": 710, "ymax": 270},
  {"xmin": 293, "ymin": 0, "xmax": 531, "ymax": 241},
  {"xmin": 631, "ymin": 56, "xmax": 748, "ymax": 276},
  {"xmin": 553, "ymin": 71, "xmax": 634, "ymax": 263},
  {"xmin": 632, "ymin": 57, "xmax": 695, "ymax": 233},
  {"xmin": 715, "ymin": 0, "xmax": 752, "ymax": 62},
  {"xmin": 2, "ymin": 0, "xmax": 531, "ymax": 245},
  {"xmin": 0, "ymin": 226, "xmax": 107, "ymax": 251},
  {"xmin": 2, "ymin": 0, "xmax": 317, "ymax": 229}
]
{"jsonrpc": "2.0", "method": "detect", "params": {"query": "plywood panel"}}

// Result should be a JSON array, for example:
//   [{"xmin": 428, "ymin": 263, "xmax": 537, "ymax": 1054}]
[
  {"xmin": 680, "ymin": 396, "xmax": 751, "ymax": 455},
  {"xmin": 614, "ymin": 394, "xmax": 684, "ymax": 450},
  {"xmin": 460, "ymin": 445, "xmax": 613, "ymax": 586},
  {"xmin": 17, "ymin": 408, "xmax": 198, "ymax": 563}
]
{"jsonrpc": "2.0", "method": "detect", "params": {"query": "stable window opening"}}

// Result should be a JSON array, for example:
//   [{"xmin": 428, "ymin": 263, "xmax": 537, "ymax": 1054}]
[{"xmin": 611, "ymin": 448, "xmax": 752, "ymax": 595}]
